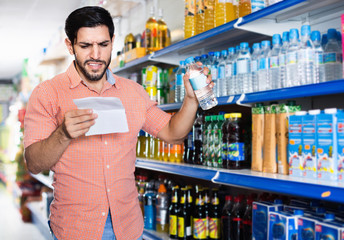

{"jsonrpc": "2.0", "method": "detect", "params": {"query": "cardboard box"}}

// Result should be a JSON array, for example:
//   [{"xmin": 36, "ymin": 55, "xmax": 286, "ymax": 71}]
[{"xmin": 124, "ymin": 47, "xmax": 146, "ymax": 63}]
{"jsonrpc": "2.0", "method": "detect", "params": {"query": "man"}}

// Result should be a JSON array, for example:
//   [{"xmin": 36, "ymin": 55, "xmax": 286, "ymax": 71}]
[{"xmin": 24, "ymin": 6, "xmax": 211, "ymax": 240}]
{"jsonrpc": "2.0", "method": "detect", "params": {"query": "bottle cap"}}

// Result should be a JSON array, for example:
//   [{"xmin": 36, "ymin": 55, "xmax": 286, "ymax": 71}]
[
  {"xmin": 208, "ymin": 51, "xmax": 214, "ymax": 56},
  {"xmin": 261, "ymin": 40, "xmax": 271, "ymax": 47},
  {"xmin": 252, "ymin": 43, "xmax": 260, "ymax": 50},
  {"xmin": 179, "ymin": 60, "xmax": 185, "ymax": 65},
  {"xmin": 289, "ymin": 28, "xmax": 299, "ymax": 39},
  {"xmin": 230, "ymin": 113, "xmax": 242, "ymax": 118},
  {"xmin": 184, "ymin": 57, "xmax": 194, "ymax": 64},
  {"xmin": 301, "ymin": 25, "xmax": 311, "ymax": 36},
  {"xmin": 221, "ymin": 49, "xmax": 228, "ymax": 56},
  {"xmin": 294, "ymin": 209, "xmax": 304, "ymax": 216},
  {"xmin": 240, "ymin": 42, "xmax": 249, "ymax": 49},
  {"xmin": 282, "ymin": 31, "xmax": 289, "ymax": 42},
  {"xmin": 225, "ymin": 195, "xmax": 233, "ymax": 201},
  {"xmin": 195, "ymin": 56, "xmax": 201, "ymax": 62},
  {"xmin": 224, "ymin": 113, "xmax": 231, "ymax": 119},
  {"xmin": 321, "ymin": 34, "xmax": 328, "ymax": 46},
  {"xmin": 218, "ymin": 115, "xmax": 224, "ymax": 121},
  {"xmin": 228, "ymin": 47, "xmax": 235, "ymax": 53},
  {"xmin": 205, "ymin": 116, "xmax": 210, "ymax": 121},
  {"xmin": 201, "ymin": 54, "xmax": 208, "ymax": 59},
  {"xmin": 311, "ymin": 30, "xmax": 321, "ymax": 42},
  {"xmin": 327, "ymin": 28, "xmax": 337, "ymax": 40},
  {"xmin": 272, "ymin": 34, "xmax": 281, "ymax": 45},
  {"xmin": 214, "ymin": 51, "xmax": 221, "ymax": 57},
  {"xmin": 158, "ymin": 183, "xmax": 167, "ymax": 193}
]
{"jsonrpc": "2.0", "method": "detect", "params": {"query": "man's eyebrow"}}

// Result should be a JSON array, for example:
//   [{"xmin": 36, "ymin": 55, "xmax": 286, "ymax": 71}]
[{"xmin": 78, "ymin": 40, "xmax": 111, "ymax": 45}]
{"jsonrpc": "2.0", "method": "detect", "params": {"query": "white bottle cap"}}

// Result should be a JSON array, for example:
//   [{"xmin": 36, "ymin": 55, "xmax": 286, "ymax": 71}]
[
  {"xmin": 308, "ymin": 109, "xmax": 320, "ymax": 115},
  {"xmin": 324, "ymin": 108, "xmax": 337, "ymax": 114},
  {"xmin": 295, "ymin": 111, "xmax": 307, "ymax": 116}
]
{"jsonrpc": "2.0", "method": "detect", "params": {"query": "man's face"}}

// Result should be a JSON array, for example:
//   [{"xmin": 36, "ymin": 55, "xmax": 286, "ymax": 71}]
[{"xmin": 68, "ymin": 25, "xmax": 114, "ymax": 82}]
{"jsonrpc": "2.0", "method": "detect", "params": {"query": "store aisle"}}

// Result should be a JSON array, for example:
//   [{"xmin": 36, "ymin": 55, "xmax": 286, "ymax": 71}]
[{"xmin": 0, "ymin": 183, "xmax": 48, "ymax": 240}]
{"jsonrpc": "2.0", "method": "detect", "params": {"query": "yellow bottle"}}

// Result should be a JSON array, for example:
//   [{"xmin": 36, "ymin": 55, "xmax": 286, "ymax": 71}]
[
  {"xmin": 225, "ymin": 0, "xmax": 236, "ymax": 23},
  {"xmin": 184, "ymin": 0, "xmax": 196, "ymax": 39},
  {"xmin": 157, "ymin": 8, "xmax": 170, "ymax": 50},
  {"xmin": 239, "ymin": 0, "xmax": 251, "ymax": 17},
  {"xmin": 215, "ymin": 0, "xmax": 226, "ymax": 27},
  {"xmin": 159, "ymin": 140, "xmax": 165, "ymax": 161},
  {"xmin": 154, "ymin": 138, "xmax": 160, "ymax": 160},
  {"xmin": 204, "ymin": 0, "xmax": 215, "ymax": 31},
  {"xmin": 233, "ymin": 0, "xmax": 239, "ymax": 19},
  {"xmin": 149, "ymin": 135, "xmax": 155, "ymax": 159},
  {"xmin": 145, "ymin": 6, "xmax": 158, "ymax": 54},
  {"xmin": 195, "ymin": 0, "xmax": 205, "ymax": 35},
  {"xmin": 163, "ymin": 142, "xmax": 170, "ymax": 162}
]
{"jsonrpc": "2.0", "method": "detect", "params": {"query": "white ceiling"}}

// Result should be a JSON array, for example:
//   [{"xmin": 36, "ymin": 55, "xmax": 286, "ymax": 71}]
[{"xmin": 0, "ymin": 0, "xmax": 143, "ymax": 81}]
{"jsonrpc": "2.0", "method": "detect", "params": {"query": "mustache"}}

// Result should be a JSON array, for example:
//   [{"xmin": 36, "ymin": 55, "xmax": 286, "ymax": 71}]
[{"xmin": 84, "ymin": 59, "xmax": 106, "ymax": 65}]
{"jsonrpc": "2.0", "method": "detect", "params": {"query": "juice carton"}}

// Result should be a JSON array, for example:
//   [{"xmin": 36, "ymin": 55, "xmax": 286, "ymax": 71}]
[
  {"xmin": 252, "ymin": 103, "xmax": 264, "ymax": 172},
  {"xmin": 341, "ymin": 14, "xmax": 344, "ymax": 78},
  {"xmin": 317, "ymin": 108, "xmax": 338, "ymax": 181},
  {"xmin": 315, "ymin": 214, "xmax": 344, "ymax": 240},
  {"xmin": 303, "ymin": 110, "xmax": 320, "ymax": 179},
  {"xmin": 289, "ymin": 111, "xmax": 307, "ymax": 177},
  {"xmin": 268, "ymin": 210, "xmax": 300, "ymax": 240},
  {"xmin": 253, "ymin": 200, "xmax": 284, "ymax": 240},
  {"xmin": 263, "ymin": 104, "xmax": 277, "ymax": 173},
  {"xmin": 337, "ymin": 111, "xmax": 344, "ymax": 182}
]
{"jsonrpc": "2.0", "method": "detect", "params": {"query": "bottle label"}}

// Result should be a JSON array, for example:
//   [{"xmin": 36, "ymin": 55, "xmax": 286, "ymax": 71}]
[
  {"xmin": 316, "ymin": 52, "xmax": 324, "ymax": 65},
  {"xmin": 251, "ymin": 0, "xmax": 266, "ymax": 12},
  {"xmin": 211, "ymin": 66, "xmax": 218, "ymax": 80},
  {"xmin": 324, "ymin": 52, "xmax": 341, "ymax": 64},
  {"xmin": 228, "ymin": 142, "xmax": 245, "ymax": 161},
  {"xmin": 156, "ymin": 208, "xmax": 168, "ymax": 224},
  {"xmin": 193, "ymin": 218, "xmax": 207, "ymax": 239},
  {"xmin": 169, "ymin": 215, "xmax": 177, "ymax": 235},
  {"xmin": 287, "ymin": 52, "xmax": 298, "ymax": 64},
  {"xmin": 251, "ymin": 59, "xmax": 258, "ymax": 72},
  {"xmin": 270, "ymin": 56, "xmax": 279, "ymax": 68},
  {"xmin": 194, "ymin": 127, "xmax": 202, "ymax": 141},
  {"xmin": 222, "ymin": 142, "xmax": 228, "ymax": 161},
  {"xmin": 259, "ymin": 57, "xmax": 269, "ymax": 70},
  {"xmin": 209, "ymin": 218, "xmax": 220, "ymax": 238},
  {"xmin": 237, "ymin": 59, "xmax": 249, "ymax": 74},
  {"xmin": 225, "ymin": 64, "xmax": 232, "ymax": 77},
  {"xmin": 178, "ymin": 217, "xmax": 185, "ymax": 237},
  {"xmin": 189, "ymin": 72, "xmax": 208, "ymax": 90},
  {"xmin": 176, "ymin": 74, "xmax": 184, "ymax": 86},
  {"xmin": 218, "ymin": 65, "xmax": 225, "ymax": 79}
]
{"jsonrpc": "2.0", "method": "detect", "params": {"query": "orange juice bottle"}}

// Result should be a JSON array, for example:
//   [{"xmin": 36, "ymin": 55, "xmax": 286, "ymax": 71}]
[
  {"xmin": 145, "ymin": 6, "xmax": 158, "ymax": 54},
  {"xmin": 204, "ymin": 0, "xmax": 215, "ymax": 31},
  {"xmin": 170, "ymin": 144, "xmax": 183, "ymax": 163},
  {"xmin": 225, "ymin": 0, "xmax": 236, "ymax": 23},
  {"xmin": 195, "ymin": 0, "xmax": 205, "ymax": 35},
  {"xmin": 215, "ymin": 0, "xmax": 226, "ymax": 27},
  {"xmin": 239, "ymin": 0, "xmax": 251, "ymax": 17},
  {"xmin": 184, "ymin": 0, "xmax": 196, "ymax": 39},
  {"xmin": 233, "ymin": 0, "xmax": 239, "ymax": 19}
]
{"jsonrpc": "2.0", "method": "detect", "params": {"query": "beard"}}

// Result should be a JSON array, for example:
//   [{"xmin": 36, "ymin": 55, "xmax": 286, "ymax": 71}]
[{"xmin": 74, "ymin": 55, "xmax": 111, "ymax": 82}]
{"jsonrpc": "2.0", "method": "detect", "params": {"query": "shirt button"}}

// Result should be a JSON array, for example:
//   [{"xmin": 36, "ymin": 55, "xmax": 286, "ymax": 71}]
[
  {"xmin": 105, "ymin": 141, "xmax": 108, "ymax": 145},
  {"xmin": 106, "ymin": 165, "xmax": 110, "ymax": 169},
  {"xmin": 102, "ymin": 212, "xmax": 106, "ymax": 216},
  {"xmin": 107, "ymin": 189, "xmax": 110, "ymax": 193}
]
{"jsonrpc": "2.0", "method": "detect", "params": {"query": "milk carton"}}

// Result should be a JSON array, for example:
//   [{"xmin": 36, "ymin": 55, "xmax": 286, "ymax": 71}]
[
  {"xmin": 315, "ymin": 214, "xmax": 344, "ymax": 240},
  {"xmin": 289, "ymin": 111, "xmax": 307, "ymax": 177},
  {"xmin": 253, "ymin": 200, "xmax": 284, "ymax": 240},
  {"xmin": 317, "ymin": 108, "xmax": 338, "ymax": 181},
  {"xmin": 298, "ymin": 214, "xmax": 318, "ymax": 240},
  {"xmin": 303, "ymin": 110, "xmax": 320, "ymax": 179},
  {"xmin": 337, "ymin": 111, "xmax": 344, "ymax": 182},
  {"xmin": 268, "ymin": 210, "xmax": 300, "ymax": 240}
]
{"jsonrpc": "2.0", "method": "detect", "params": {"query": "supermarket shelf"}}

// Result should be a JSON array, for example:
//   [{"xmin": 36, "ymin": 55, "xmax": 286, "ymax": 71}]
[
  {"xmin": 26, "ymin": 201, "xmax": 51, "ymax": 240},
  {"xmin": 143, "ymin": 229, "xmax": 169, "ymax": 240},
  {"xmin": 135, "ymin": 159, "xmax": 344, "ymax": 203},
  {"xmin": 30, "ymin": 173, "xmax": 53, "ymax": 189}
]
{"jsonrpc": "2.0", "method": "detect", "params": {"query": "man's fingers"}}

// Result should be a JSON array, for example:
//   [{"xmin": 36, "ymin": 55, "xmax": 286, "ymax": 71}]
[{"xmin": 65, "ymin": 109, "xmax": 94, "ymax": 118}]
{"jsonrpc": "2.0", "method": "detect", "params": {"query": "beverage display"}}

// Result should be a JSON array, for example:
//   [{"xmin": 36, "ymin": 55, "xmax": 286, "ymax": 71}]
[
  {"xmin": 279, "ymin": 31, "xmax": 289, "ymax": 88},
  {"xmin": 236, "ymin": 42, "xmax": 251, "ymax": 93},
  {"xmin": 211, "ymin": 51, "xmax": 221, "ymax": 97},
  {"xmin": 218, "ymin": 49, "xmax": 228, "ymax": 97},
  {"xmin": 178, "ymin": 188, "xmax": 192, "ymax": 239},
  {"xmin": 204, "ymin": 0, "xmax": 215, "ymax": 31},
  {"xmin": 144, "ymin": 182, "xmax": 157, "ymax": 230},
  {"xmin": 221, "ymin": 195, "xmax": 233, "ymax": 240},
  {"xmin": 196, "ymin": 0, "xmax": 205, "ymax": 35},
  {"xmin": 184, "ymin": 0, "xmax": 196, "ymax": 39},
  {"xmin": 156, "ymin": 183, "xmax": 169, "ymax": 233},
  {"xmin": 157, "ymin": 8, "xmax": 170, "ymax": 50},
  {"xmin": 270, "ymin": 34, "xmax": 282, "ymax": 89},
  {"xmin": 124, "ymin": 33, "xmax": 135, "ymax": 52},
  {"xmin": 243, "ymin": 197, "xmax": 253, "ymax": 240},
  {"xmin": 226, "ymin": 47, "xmax": 237, "ymax": 95},
  {"xmin": 228, "ymin": 113, "xmax": 245, "ymax": 169},
  {"xmin": 193, "ymin": 189, "xmax": 207, "ymax": 239},
  {"xmin": 286, "ymin": 28, "xmax": 300, "ymax": 87},
  {"xmin": 251, "ymin": 43, "xmax": 261, "ymax": 92},
  {"xmin": 239, "ymin": 0, "xmax": 251, "ymax": 17},
  {"xmin": 209, "ymin": 189, "xmax": 221, "ymax": 239},
  {"xmin": 175, "ymin": 61, "xmax": 186, "ymax": 103},
  {"xmin": 185, "ymin": 57, "xmax": 218, "ymax": 110},
  {"xmin": 231, "ymin": 196, "xmax": 244, "ymax": 240},
  {"xmin": 193, "ymin": 111, "xmax": 204, "ymax": 165},
  {"xmin": 145, "ymin": 6, "xmax": 158, "ymax": 54},
  {"xmin": 258, "ymin": 40, "xmax": 271, "ymax": 91},
  {"xmin": 215, "ymin": 0, "xmax": 226, "ymax": 27},
  {"xmin": 311, "ymin": 30, "xmax": 326, "ymax": 83},
  {"xmin": 169, "ymin": 186, "xmax": 180, "ymax": 239},
  {"xmin": 225, "ymin": 0, "xmax": 236, "ymax": 23},
  {"xmin": 324, "ymin": 28, "xmax": 343, "ymax": 81},
  {"xmin": 298, "ymin": 25, "xmax": 315, "ymax": 85}
]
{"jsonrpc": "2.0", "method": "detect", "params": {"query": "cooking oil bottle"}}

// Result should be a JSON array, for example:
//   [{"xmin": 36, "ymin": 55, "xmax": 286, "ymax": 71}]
[
  {"xmin": 157, "ymin": 8, "xmax": 170, "ymax": 50},
  {"xmin": 233, "ymin": 0, "xmax": 239, "ymax": 19},
  {"xmin": 184, "ymin": 0, "xmax": 196, "ymax": 39},
  {"xmin": 145, "ymin": 6, "xmax": 158, "ymax": 54},
  {"xmin": 204, "ymin": 0, "xmax": 215, "ymax": 31},
  {"xmin": 195, "ymin": 0, "xmax": 205, "ymax": 35},
  {"xmin": 215, "ymin": 0, "xmax": 226, "ymax": 27},
  {"xmin": 225, "ymin": 0, "xmax": 236, "ymax": 23},
  {"xmin": 239, "ymin": 0, "xmax": 251, "ymax": 17}
]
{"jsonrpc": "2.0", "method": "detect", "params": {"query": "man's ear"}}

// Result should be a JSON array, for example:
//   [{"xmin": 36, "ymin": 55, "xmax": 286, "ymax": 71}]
[{"xmin": 65, "ymin": 38, "xmax": 74, "ymax": 55}]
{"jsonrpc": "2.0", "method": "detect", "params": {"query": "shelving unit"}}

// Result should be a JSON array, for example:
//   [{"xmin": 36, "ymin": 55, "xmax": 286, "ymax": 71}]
[{"xmin": 26, "ymin": 201, "xmax": 52, "ymax": 240}]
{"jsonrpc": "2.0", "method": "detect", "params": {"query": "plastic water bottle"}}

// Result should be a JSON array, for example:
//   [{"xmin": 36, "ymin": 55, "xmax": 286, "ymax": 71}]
[
  {"xmin": 298, "ymin": 25, "xmax": 315, "ymax": 85},
  {"xmin": 175, "ymin": 61, "xmax": 186, "ymax": 103},
  {"xmin": 311, "ymin": 30, "xmax": 326, "ymax": 83},
  {"xmin": 212, "ymin": 51, "xmax": 221, "ymax": 97},
  {"xmin": 270, "ymin": 34, "xmax": 282, "ymax": 89},
  {"xmin": 201, "ymin": 54, "xmax": 209, "ymax": 65},
  {"xmin": 324, "ymin": 28, "xmax": 343, "ymax": 81},
  {"xmin": 279, "ymin": 31, "xmax": 289, "ymax": 88},
  {"xmin": 321, "ymin": 34, "xmax": 328, "ymax": 49},
  {"xmin": 236, "ymin": 42, "xmax": 251, "ymax": 93},
  {"xmin": 226, "ymin": 47, "xmax": 237, "ymax": 95},
  {"xmin": 258, "ymin": 40, "xmax": 271, "ymax": 91},
  {"xmin": 251, "ymin": 43, "xmax": 261, "ymax": 92},
  {"xmin": 286, "ymin": 28, "xmax": 300, "ymax": 87},
  {"xmin": 185, "ymin": 57, "xmax": 218, "ymax": 110},
  {"xmin": 218, "ymin": 50, "xmax": 228, "ymax": 96}
]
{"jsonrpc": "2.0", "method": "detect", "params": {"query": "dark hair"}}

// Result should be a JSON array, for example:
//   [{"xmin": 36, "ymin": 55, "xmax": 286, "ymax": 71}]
[{"xmin": 65, "ymin": 6, "xmax": 114, "ymax": 44}]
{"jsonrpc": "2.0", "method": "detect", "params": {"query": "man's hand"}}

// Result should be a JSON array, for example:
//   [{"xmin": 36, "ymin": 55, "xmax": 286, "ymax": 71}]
[
  {"xmin": 183, "ymin": 62, "xmax": 214, "ymax": 101},
  {"xmin": 61, "ymin": 109, "xmax": 98, "ymax": 140}
]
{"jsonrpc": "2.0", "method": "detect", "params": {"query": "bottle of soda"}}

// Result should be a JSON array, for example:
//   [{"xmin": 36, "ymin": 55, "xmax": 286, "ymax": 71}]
[
  {"xmin": 169, "ymin": 186, "xmax": 180, "ymax": 239},
  {"xmin": 178, "ymin": 188, "xmax": 192, "ymax": 240},
  {"xmin": 221, "ymin": 195, "xmax": 233, "ymax": 240},
  {"xmin": 193, "ymin": 189, "xmax": 207, "ymax": 239},
  {"xmin": 209, "ymin": 189, "xmax": 221, "ymax": 239},
  {"xmin": 203, "ymin": 187, "xmax": 211, "ymax": 238},
  {"xmin": 210, "ymin": 115, "xmax": 219, "ymax": 167},
  {"xmin": 156, "ymin": 183, "xmax": 169, "ymax": 233},
  {"xmin": 202, "ymin": 116, "xmax": 211, "ymax": 166},
  {"xmin": 184, "ymin": 131, "xmax": 194, "ymax": 164},
  {"xmin": 221, "ymin": 114, "xmax": 231, "ymax": 169},
  {"xmin": 207, "ymin": 116, "xmax": 216, "ymax": 167},
  {"xmin": 242, "ymin": 197, "xmax": 253, "ymax": 240},
  {"xmin": 193, "ymin": 111, "xmax": 204, "ymax": 165},
  {"xmin": 214, "ymin": 115, "xmax": 224, "ymax": 168},
  {"xmin": 228, "ymin": 113, "xmax": 245, "ymax": 169},
  {"xmin": 186, "ymin": 186, "xmax": 194, "ymax": 227},
  {"xmin": 231, "ymin": 196, "xmax": 244, "ymax": 240},
  {"xmin": 143, "ymin": 182, "xmax": 157, "ymax": 230}
]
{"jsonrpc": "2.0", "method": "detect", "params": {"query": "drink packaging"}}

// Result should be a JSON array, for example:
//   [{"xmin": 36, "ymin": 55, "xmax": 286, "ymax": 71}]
[
  {"xmin": 251, "ymin": 103, "xmax": 264, "ymax": 172},
  {"xmin": 338, "ymin": 111, "xmax": 344, "ymax": 182},
  {"xmin": 263, "ymin": 103, "xmax": 277, "ymax": 173}
]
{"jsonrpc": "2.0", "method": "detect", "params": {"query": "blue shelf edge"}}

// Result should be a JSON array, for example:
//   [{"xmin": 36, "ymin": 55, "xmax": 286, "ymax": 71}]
[
  {"xmin": 142, "ymin": 230, "xmax": 165, "ymax": 240},
  {"xmin": 135, "ymin": 159, "xmax": 344, "ymax": 203}
]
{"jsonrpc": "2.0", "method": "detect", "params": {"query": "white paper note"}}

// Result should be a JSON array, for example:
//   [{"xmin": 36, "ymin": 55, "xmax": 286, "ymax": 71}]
[{"xmin": 73, "ymin": 97, "xmax": 129, "ymax": 136}]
